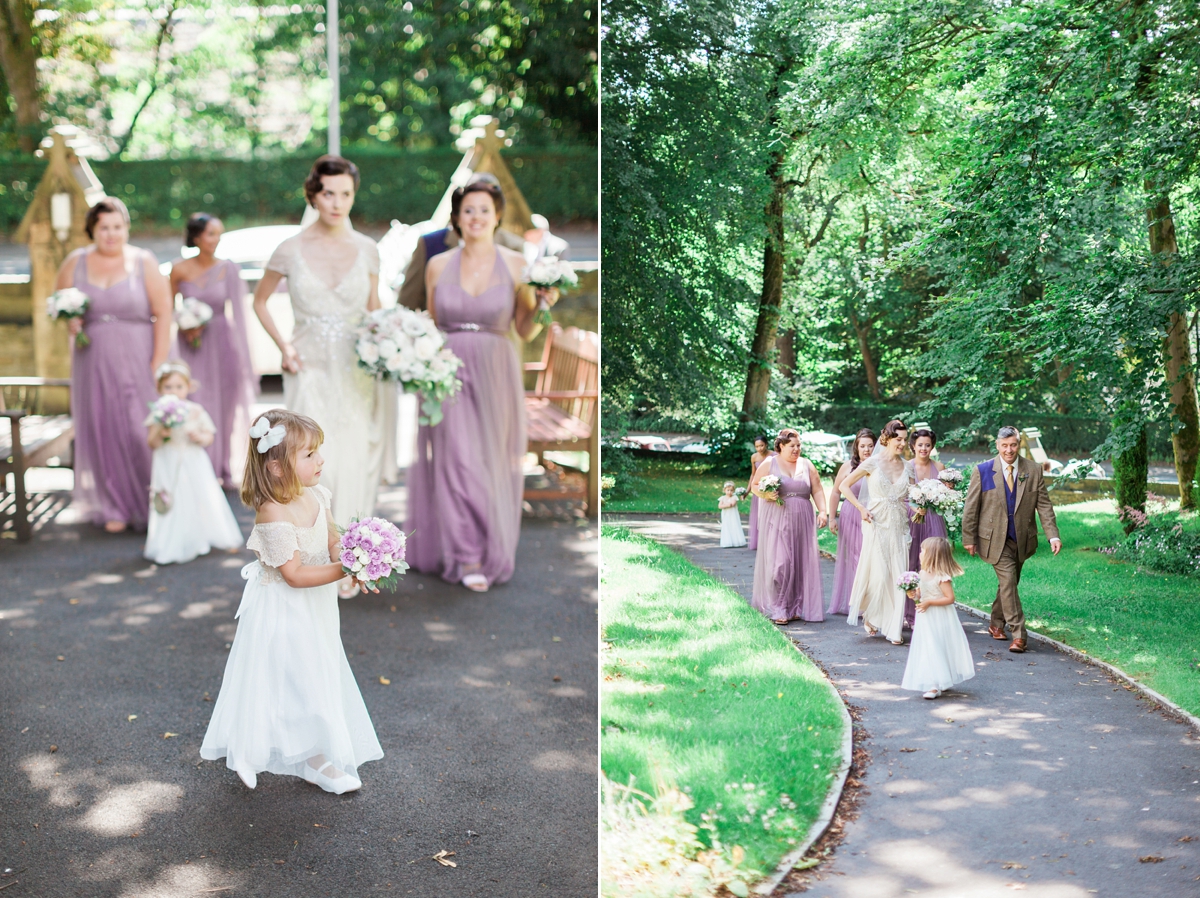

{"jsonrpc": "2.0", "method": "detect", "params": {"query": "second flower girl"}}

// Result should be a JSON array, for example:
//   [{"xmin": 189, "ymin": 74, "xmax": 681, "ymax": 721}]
[{"xmin": 144, "ymin": 361, "xmax": 242, "ymax": 564}]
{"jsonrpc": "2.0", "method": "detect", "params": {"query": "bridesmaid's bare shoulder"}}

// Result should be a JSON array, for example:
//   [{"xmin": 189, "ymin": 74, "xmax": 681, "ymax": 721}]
[
  {"xmin": 498, "ymin": 245, "xmax": 526, "ymax": 279},
  {"xmin": 426, "ymin": 247, "xmax": 455, "ymax": 281}
]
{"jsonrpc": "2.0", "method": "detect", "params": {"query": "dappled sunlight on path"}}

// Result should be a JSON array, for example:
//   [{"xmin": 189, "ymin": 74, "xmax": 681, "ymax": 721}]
[{"xmin": 607, "ymin": 514, "xmax": 1200, "ymax": 897}]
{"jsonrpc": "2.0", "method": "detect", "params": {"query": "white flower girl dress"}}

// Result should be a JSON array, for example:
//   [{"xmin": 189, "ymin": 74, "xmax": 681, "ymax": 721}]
[
  {"xmin": 900, "ymin": 572, "xmax": 976, "ymax": 694},
  {"xmin": 719, "ymin": 497, "xmax": 747, "ymax": 547},
  {"xmin": 200, "ymin": 484, "xmax": 383, "ymax": 791},
  {"xmin": 143, "ymin": 401, "xmax": 243, "ymax": 564}
]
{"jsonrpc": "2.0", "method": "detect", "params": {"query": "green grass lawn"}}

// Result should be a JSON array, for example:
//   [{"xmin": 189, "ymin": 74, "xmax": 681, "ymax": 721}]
[
  {"xmin": 954, "ymin": 499, "xmax": 1200, "ymax": 716},
  {"xmin": 603, "ymin": 458, "xmax": 742, "ymax": 514},
  {"xmin": 601, "ymin": 527, "xmax": 846, "ymax": 880}
]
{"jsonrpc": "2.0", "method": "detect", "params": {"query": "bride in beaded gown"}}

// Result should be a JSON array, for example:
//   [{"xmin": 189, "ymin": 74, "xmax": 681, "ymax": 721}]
[{"xmin": 252, "ymin": 156, "xmax": 385, "ymax": 531}]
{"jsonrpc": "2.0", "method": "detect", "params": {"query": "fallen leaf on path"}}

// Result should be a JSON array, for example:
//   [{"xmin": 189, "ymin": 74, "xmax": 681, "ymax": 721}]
[
  {"xmin": 163, "ymin": 733, "xmax": 178, "ymax": 739},
  {"xmin": 127, "ymin": 715, "xmax": 137, "ymax": 722},
  {"xmin": 48, "ymin": 745, "xmax": 57, "ymax": 753},
  {"xmin": 56, "ymin": 656, "xmax": 64, "ymax": 662},
  {"xmin": 1139, "ymin": 855, "xmax": 1164, "ymax": 863},
  {"xmin": 792, "ymin": 858, "xmax": 820, "ymax": 871},
  {"xmin": 1001, "ymin": 862, "xmax": 1025, "ymax": 870},
  {"xmin": 552, "ymin": 636, "xmax": 561, "ymax": 642},
  {"xmin": 1179, "ymin": 836, "xmax": 1196, "ymax": 843},
  {"xmin": 378, "ymin": 676, "xmax": 391, "ymax": 685},
  {"xmin": 432, "ymin": 850, "xmax": 457, "ymax": 867},
  {"xmin": 899, "ymin": 747, "xmax": 920, "ymax": 753}
]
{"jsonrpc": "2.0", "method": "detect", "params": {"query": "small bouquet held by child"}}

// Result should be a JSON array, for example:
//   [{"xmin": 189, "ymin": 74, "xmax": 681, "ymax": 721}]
[
  {"xmin": 758, "ymin": 473, "xmax": 783, "ymax": 506},
  {"xmin": 175, "ymin": 297, "xmax": 214, "ymax": 349},
  {"xmin": 47, "ymin": 287, "xmax": 91, "ymax": 347},
  {"xmin": 523, "ymin": 256, "xmax": 577, "ymax": 325},
  {"xmin": 339, "ymin": 517, "xmax": 408, "ymax": 591},
  {"xmin": 897, "ymin": 570, "xmax": 920, "ymax": 597},
  {"xmin": 147, "ymin": 394, "xmax": 189, "ymax": 442},
  {"xmin": 734, "ymin": 486, "xmax": 748, "ymax": 500},
  {"xmin": 354, "ymin": 307, "xmax": 463, "ymax": 425}
]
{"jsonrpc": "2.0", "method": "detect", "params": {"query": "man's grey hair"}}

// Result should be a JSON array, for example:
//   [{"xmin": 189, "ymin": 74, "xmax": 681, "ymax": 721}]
[{"xmin": 997, "ymin": 425, "xmax": 1020, "ymax": 440}]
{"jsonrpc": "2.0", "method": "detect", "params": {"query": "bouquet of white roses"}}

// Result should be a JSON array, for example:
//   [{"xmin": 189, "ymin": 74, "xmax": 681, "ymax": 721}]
[
  {"xmin": 354, "ymin": 307, "xmax": 463, "ymax": 425},
  {"xmin": 937, "ymin": 468, "xmax": 964, "ymax": 489},
  {"xmin": 909, "ymin": 478, "xmax": 965, "ymax": 530},
  {"xmin": 147, "ymin": 395, "xmax": 189, "ymax": 442},
  {"xmin": 758, "ymin": 474, "xmax": 783, "ymax": 505},
  {"xmin": 734, "ymin": 486, "xmax": 748, "ymax": 500},
  {"xmin": 523, "ymin": 256, "xmax": 578, "ymax": 326},
  {"xmin": 47, "ymin": 287, "xmax": 91, "ymax": 347},
  {"xmin": 175, "ymin": 298, "xmax": 213, "ymax": 349}
]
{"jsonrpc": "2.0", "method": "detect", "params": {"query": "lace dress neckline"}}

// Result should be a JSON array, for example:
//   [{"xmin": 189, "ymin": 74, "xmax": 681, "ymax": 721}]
[{"xmin": 294, "ymin": 241, "xmax": 366, "ymax": 294}]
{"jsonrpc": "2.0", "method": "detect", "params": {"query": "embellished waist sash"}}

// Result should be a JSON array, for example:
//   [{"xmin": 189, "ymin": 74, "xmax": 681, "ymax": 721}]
[{"xmin": 441, "ymin": 322, "xmax": 509, "ymax": 337}]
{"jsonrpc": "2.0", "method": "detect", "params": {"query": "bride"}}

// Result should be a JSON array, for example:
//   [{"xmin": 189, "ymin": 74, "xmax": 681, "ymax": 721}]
[
  {"xmin": 252, "ymin": 156, "xmax": 385, "ymax": 541},
  {"xmin": 838, "ymin": 419, "xmax": 914, "ymax": 644}
]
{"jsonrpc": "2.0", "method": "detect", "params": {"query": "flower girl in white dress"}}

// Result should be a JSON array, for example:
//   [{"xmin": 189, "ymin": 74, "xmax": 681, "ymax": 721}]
[
  {"xmin": 200, "ymin": 410, "xmax": 383, "ymax": 794},
  {"xmin": 144, "ymin": 361, "xmax": 242, "ymax": 564},
  {"xmin": 718, "ymin": 481, "xmax": 747, "ymax": 547},
  {"xmin": 901, "ymin": 537, "xmax": 976, "ymax": 700}
]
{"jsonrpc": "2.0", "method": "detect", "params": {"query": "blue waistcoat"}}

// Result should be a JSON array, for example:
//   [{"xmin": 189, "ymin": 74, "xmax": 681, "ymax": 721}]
[{"xmin": 978, "ymin": 460, "xmax": 1018, "ymax": 543}]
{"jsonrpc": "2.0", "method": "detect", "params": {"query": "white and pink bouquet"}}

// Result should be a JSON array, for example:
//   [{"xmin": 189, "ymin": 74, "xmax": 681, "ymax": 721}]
[
  {"xmin": 175, "ymin": 297, "xmax": 213, "ymax": 349},
  {"xmin": 734, "ymin": 486, "xmax": 748, "ymax": 500},
  {"xmin": 47, "ymin": 287, "xmax": 91, "ymax": 347},
  {"xmin": 147, "ymin": 395, "xmax": 189, "ymax": 442},
  {"xmin": 339, "ymin": 517, "xmax": 408, "ymax": 591},
  {"xmin": 523, "ymin": 256, "xmax": 577, "ymax": 325},
  {"xmin": 909, "ymin": 478, "xmax": 965, "ymax": 530},
  {"xmin": 897, "ymin": 570, "xmax": 920, "ymax": 594},
  {"xmin": 355, "ymin": 307, "xmax": 463, "ymax": 426},
  {"xmin": 758, "ymin": 474, "xmax": 783, "ymax": 505},
  {"xmin": 937, "ymin": 468, "xmax": 964, "ymax": 489}
]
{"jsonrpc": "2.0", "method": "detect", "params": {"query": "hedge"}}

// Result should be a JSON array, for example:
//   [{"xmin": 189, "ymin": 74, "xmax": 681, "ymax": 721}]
[
  {"xmin": 800, "ymin": 402, "xmax": 1176, "ymax": 459},
  {"xmin": 0, "ymin": 145, "xmax": 596, "ymax": 232}
]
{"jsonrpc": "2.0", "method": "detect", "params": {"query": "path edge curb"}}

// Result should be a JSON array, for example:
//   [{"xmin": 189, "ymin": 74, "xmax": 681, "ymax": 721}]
[
  {"xmin": 955, "ymin": 602, "xmax": 1200, "ymax": 735},
  {"xmin": 753, "ymin": 636, "xmax": 854, "ymax": 896}
]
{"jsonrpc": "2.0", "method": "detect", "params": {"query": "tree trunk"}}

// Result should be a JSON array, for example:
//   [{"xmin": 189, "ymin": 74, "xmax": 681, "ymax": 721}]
[
  {"xmin": 741, "ymin": 153, "xmax": 786, "ymax": 419},
  {"xmin": 1113, "ymin": 424, "xmax": 1149, "ymax": 533},
  {"xmin": 848, "ymin": 309, "xmax": 881, "ymax": 401},
  {"xmin": 0, "ymin": 0, "xmax": 42, "ymax": 153},
  {"xmin": 1147, "ymin": 192, "xmax": 1199, "ymax": 509},
  {"xmin": 775, "ymin": 328, "xmax": 796, "ymax": 385}
]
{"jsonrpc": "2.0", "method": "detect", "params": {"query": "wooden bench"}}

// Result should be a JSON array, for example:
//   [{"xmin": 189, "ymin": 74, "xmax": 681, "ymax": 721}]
[
  {"xmin": 524, "ymin": 325, "xmax": 599, "ymax": 516},
  {"xmin": 0, "ymin": 378, "xmax": 74, "ymax": 541}
]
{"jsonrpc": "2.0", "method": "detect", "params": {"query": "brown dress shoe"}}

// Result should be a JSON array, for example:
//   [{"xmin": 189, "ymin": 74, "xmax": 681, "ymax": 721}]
[
  {"xmin": 1008, "ymin": 639, "xmax": 1027, "ymax": 653},
  {"xmin": 989, "ymin": 626, "xmax": 1008, "ymax": 640}
]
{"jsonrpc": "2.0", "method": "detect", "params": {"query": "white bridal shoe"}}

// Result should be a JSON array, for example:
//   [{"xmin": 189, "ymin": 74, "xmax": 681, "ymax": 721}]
[
  {"xmin": 237, "ymin": 767, "xmax": 257, "ymax": 789},
  {"xmin": 922, "ymin": 689, "xmax": 941, "ymax": 700},
  {"xmin": 462, "ymin": 573, "xmax": 489, "ymax": 592},
  {"xmin": 303, "ymin": 757, "xmax": 361, "ymax": 794}
]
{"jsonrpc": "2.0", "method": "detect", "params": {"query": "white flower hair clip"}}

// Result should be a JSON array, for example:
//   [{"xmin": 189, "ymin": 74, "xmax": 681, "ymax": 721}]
[{"xmin": 249, "ymin": 416, "xmax": 286, "ymax": 454}]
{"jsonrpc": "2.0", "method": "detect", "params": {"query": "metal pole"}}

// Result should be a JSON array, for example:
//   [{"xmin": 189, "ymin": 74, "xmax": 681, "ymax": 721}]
[{"xmin": 327, "ymin": 0, "xmax": 339, "ymax": 156}]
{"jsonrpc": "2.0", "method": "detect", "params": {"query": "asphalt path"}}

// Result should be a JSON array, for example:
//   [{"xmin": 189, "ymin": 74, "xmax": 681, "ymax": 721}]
[
  {"xmin": 1, "ymin": 492, "xmax": 598, "ymax": 897},
  {"xmin": 607, "ymin": 515, "xmax": 1200, "ymax": 898}
]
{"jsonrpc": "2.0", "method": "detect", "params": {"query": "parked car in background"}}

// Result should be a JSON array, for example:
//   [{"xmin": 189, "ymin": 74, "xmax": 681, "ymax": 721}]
[{"xmin": 619, "ymin": 434, "xmax": 673, "ymax": 452}]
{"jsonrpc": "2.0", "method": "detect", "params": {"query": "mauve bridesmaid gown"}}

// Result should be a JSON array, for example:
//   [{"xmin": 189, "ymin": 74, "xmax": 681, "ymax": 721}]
[
  {"xmin": 405, "ymin": 248, "xmax": 525, "ymax": 585},
  {"xmin": 71, "ymin": 251, "xmax": 158, "ymax": 529},
  {"xmin": 751, "ymin": 456, "xmax": 824, "ymax": 622},
  {"xmin": 828, "ymin": 477, "xmax": 865, "ymax": 615},
  {"xmin": 177, "ymin": 260, "xmax": 257, "ymax": 485}
]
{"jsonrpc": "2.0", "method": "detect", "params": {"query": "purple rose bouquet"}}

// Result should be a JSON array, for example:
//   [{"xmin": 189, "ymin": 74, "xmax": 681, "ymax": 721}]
[
  {"xmin": 897, "ymin": 571, "xmax": 920, "ymax": 593},
  {"xmin": 339, "ymin": 517, "xmax": 408, "ymax": 591},
  {"xmin": 148, "ymin": 395, "xmax": 189, "ymax": 442}
]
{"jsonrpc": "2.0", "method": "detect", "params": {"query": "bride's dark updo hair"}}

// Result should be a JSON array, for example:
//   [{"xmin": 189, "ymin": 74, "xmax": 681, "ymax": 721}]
[
  {"xmin": 878, "ymin": 419, "xmax": 907, "ymax": 448},
  {"xmin": 304, "ymin": 155, "xmax": 361, "ymax": 204},
  {"xmin": 774, "ymin": 428, "xmax": 800, "ymax": 453},
  {"xmin": 850, "ymin": 428, "xmax": 876, "ymax": 471}
]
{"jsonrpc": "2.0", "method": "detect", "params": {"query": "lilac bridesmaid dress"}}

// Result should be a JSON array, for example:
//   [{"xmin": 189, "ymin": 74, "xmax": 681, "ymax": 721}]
[
  {"xmin": 905, "ymin": 463, "xmax": 948, "ymax": 627},
  {"xmin": 405, "ymin": 248, "xmax": 525, "ymax": 585},
  {"xmin": 747, "ymin": 452, "xmax": 775, "ymax": 550},
  {"xmin": 70, "ymin": 251, "xmax": 158, "ymax": 529},
  {"xmin": 828, "ymin": 478, "xmax": 865, "ymax": 615},
  {"xmin": 177, "ymin": 260, "xmax": 256, "ymax": 484},
  {"xmin": 751, "ymin": 457, "xmax": 824, "ymax": 622}
]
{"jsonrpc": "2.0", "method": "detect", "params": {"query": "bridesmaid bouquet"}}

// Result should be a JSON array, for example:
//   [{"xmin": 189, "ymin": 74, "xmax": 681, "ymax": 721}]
[
  {"xmin": 47, "ymin": 287, "xmax": 91, "ymax": 347},
  {"xmin": 758, "ymin": 474, "xmax": 783, "ymax": 505},
  {"xmin": 908, "ymin": 479, "xmax": 965, "ymax": 526},
  {"xmin": 937, "ymin": 468, "xmax": 964, "ymax": 489},
  {"xmin": 354, "ymin": 308, "xmax": 464, "ymax": 425},
  {"xmin": 148, "ymin": 395, "xmax": 189, "ymax": 442},
  {"xmin": 175, "ymin": 298, "xmax": 213, "ymax": 349},
  {"xmin": 734, "ymin": 486, "xmax": 748, "ymax": 500},
  {"xmin": 523, "ymin": 256, "xmax": 578, "ymax": 325},
  {"xmin": 897, "ymin": 570, "xmax": 920, "ymax": 597},
  {"xmin": 340, "ymin": 517, "xmax": 408, "ymax": 591}
]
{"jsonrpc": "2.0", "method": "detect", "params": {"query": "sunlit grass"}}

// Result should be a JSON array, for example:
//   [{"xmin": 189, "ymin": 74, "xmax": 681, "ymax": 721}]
[
  {"xmin": 601, "ymin": 527, "xmax": 846, "ymax": 875},
  {"xmin": 954, "ymin": 499, "xmax": 1200, "ymax": 716}
]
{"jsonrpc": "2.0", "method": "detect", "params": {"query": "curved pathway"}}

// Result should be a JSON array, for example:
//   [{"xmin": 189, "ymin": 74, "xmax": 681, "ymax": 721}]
[{"xmin": 609, "ymin": 515, "xmax": 1200, "ymax": 898}]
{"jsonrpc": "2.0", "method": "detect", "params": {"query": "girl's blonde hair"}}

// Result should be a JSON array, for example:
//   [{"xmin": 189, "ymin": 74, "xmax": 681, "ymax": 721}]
[
  {"xmin": 239, "ymin": 409, "xmax": 324, "ymax": 509},
  {"xmin": 155, "ymin": 360, "xmax": 196, "ymax": 392},
  {"xmin": 919, "ymin": 536, "xmax": 964, "ymax": 579},
  {"xmin": 723, "ymin": 481, "xmax": 735, "ymax": 490}
]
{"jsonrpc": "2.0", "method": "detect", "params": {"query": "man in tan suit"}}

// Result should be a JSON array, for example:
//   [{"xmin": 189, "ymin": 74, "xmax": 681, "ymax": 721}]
[{"xmin": 961, "ymin": 426, "xmax": 1062, "ymax": 653}]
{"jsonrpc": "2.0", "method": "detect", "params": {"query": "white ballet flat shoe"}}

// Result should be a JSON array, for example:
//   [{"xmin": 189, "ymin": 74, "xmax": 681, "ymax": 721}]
[
  {"xmin": 303, "ymin": 760, "xmax": 361, "ymax": 794},
  {"xmin": 237, "ymin": 767, "xmax": 257, "ymax": 790},
  {"xmin": 922, "ymin": 689, "xmax": 941, "ymax": 700},
  {"xmin": 462, "ymin": 574, "xmax": 489, "ymax": 592}
]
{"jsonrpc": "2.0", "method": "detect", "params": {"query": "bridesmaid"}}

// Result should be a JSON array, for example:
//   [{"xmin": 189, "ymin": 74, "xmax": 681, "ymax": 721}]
[
  {"xmin": 170, "ymin": 213, "xmax": 257, "ymax": 486},
  {"xmin": 55, "ymin": 197, "xmax": 172, "ymax": 532},
  {"xmin": 746, "ymin": 434, "xmax": 773, "ymax": 550},
  {"xmin": 906, "ymin": 427, "xmax": 947, "ymax": 626},
  {"xmin": 828, "ymin": 428, "xmax": 876, "ymax": 615},
  {"xmin": 405, "ymin": 179, "xmax": 557, "ymax": 591},
  {"xmin": 749, "ymin": 429, "xmax": 828, "ymax": 624}
]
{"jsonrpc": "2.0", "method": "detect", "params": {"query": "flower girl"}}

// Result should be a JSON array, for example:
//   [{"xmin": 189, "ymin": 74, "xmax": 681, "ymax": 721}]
[
  {"xmin": 718, "ymin": 482, "xmax": 747, "ymax": 548},
  {"xmin": 200, "ymin": 410, "xmax": 383, "ymax": 794},
  {"xmin": 900, "ymin": 537, "xmax": 975, "ymax": 700},
  {"xmin": 144, "ymin": 361, "xmax": 242, "ymax": 564}
]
